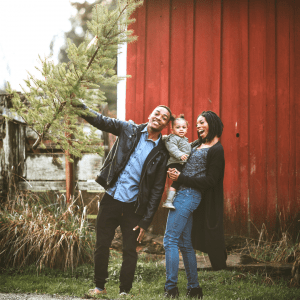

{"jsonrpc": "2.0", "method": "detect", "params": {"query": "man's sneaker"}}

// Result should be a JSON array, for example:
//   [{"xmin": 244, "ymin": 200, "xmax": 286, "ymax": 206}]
[
  {"xmin": 186, "ymin": 287, "xmax": 203, "ymax": 299},
  {"xmin": 119, "ymin": 288, "xmax": 130, "ymax": 296},
  {"xmin": 164, "ymin": 286, "xmax": 179, "ymax": 298},
  {"xmin": 88, "ymin": 287, "xmax": 107, "ymax": 296}
]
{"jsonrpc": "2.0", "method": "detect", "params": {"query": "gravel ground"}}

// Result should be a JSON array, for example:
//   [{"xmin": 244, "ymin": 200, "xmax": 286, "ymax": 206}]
[{"xmin": 0, "ymin": 294, "xmax": 83, "ymax": 300}]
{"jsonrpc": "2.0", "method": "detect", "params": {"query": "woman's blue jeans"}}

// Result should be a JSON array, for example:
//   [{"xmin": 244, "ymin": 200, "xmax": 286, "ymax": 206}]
[{"xmin": 163, "ymin": 188, "xmax": 201, "ymax": 291}]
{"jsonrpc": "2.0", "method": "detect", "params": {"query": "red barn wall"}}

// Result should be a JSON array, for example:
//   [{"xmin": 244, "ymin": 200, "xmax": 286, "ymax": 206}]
[{"xmin": 126, "ymin": 0, "xmax": 300, "ymax": 237}]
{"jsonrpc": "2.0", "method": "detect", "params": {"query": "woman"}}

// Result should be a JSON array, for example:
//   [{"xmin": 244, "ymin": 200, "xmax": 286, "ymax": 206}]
[{"xmin": 163, "ymin": 111, "xmax": 227, "ymax": 299}]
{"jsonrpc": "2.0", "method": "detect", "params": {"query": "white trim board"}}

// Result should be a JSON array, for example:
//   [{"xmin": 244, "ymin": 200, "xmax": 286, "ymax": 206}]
[{"xmin": 117, "ymin": 42, "xmax": 127, "ymax": 121}]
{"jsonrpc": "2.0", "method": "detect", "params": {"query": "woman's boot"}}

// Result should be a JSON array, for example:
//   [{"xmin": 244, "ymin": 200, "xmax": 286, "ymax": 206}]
[
  {"xmin": 186, "ymin": 287, "xmax": 203, "ymax": 299},
  {"xmin": 164, "ymin": 287, "xmax": 179, "ymax": 298}
]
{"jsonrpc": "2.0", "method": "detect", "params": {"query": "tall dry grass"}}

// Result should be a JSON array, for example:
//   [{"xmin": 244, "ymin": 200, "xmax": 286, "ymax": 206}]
[
  {"xmin": 240, "ymin": 222, "xmax": 300, "ymax": 285},
  {"xmin": 0, "ymin": 191, "xmax": 95, "ymax": 271},
  {"xmin": 242, "ymin": 223, "xmax": 300, "ymax": 263}
]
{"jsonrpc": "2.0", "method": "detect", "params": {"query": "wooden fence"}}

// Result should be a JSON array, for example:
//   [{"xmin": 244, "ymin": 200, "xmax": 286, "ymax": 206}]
[{"xmin": 0, "ymin": 94, "xmax": 105, "ymax": 209}]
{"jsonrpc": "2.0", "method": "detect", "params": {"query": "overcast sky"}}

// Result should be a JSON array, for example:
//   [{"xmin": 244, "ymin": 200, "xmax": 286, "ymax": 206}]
[{"xmin": 0, "ymin": 0, "xmax": 80, "ymax": 91}]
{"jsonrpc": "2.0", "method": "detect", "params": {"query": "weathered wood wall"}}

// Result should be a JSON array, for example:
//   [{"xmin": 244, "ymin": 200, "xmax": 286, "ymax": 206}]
[
  {"xmin": 126, "ymin": 0, "xmax": 300, "ymax": 237},
  {"xmin": 0, "ymin": 94, "xmax": 105, "ymax": 202}
]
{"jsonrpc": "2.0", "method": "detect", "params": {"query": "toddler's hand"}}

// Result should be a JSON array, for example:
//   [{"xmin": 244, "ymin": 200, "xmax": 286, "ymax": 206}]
[{"xmin": 181, "ymin": 154, "xmax": 188, "ymax": 161}]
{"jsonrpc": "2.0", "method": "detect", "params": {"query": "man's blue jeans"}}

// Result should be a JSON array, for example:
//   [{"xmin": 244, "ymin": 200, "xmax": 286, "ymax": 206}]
[{"xmin": 163, "ymin": 188, "xmax": 201, "ymax": 291}]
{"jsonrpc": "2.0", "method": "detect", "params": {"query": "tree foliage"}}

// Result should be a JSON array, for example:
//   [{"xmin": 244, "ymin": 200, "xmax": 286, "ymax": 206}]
[
  {"xmin": 6, "ymin": 0, "xmax": 143, "ymax": 161},
  {"xmin": 57, "ymin": 1, "xmax": 119, "ymax": 110}
]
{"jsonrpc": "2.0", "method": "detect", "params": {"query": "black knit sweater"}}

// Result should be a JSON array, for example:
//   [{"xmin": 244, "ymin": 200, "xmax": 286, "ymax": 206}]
[{"xmin": 176, "ymin": 141, "xmax": 227, "ymax": 270}]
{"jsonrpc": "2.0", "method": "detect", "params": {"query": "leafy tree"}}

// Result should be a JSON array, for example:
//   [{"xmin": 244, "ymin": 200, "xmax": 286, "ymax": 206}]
[{"xmin": 6, "ymin": 0, "xmax": 143, "ymax": 161}]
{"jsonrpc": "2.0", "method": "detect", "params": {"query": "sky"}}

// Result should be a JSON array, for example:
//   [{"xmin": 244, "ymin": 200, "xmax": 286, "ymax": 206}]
[{"xmin": 0, "ymin": 0, "xmax": 89, "ymax": 91}]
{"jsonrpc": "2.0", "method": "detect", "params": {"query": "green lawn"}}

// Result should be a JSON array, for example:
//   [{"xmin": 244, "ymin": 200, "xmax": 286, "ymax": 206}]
[{"xmin": 0, "ymin": 253, "xmax": 299, "ymax": 300}]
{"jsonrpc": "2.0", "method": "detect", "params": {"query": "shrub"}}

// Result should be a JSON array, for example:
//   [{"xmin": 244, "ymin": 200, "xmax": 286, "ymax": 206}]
[{"xmin": 0, "ymin": 191, "xmax": 95, "ymax": 271}]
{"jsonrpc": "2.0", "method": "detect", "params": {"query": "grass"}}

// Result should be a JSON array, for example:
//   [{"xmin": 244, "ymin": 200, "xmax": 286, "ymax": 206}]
[
  {"xmin": 0, "ymin": 190, "xmax": 95, "ymax": 270},
  {"xmin": 0, "ymin": 251, "xmax": 299, "ymax": 300},
  {"xmin": 238, "ymin": 223, "xmax": 300, "ymax": 264},
  {"xmin": 0, "ymin": 191, "xmax": 299, "ymax": 298}
]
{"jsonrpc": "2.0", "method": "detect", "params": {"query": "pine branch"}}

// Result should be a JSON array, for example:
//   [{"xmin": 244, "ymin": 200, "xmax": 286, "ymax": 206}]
[{"xmin": 8, "ymin": 0, "xmax": 143, "ymax": 155}]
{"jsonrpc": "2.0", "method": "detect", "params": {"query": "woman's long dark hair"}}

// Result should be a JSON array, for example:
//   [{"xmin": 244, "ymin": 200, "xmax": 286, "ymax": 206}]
[{"xmin": 197, "ymin": 111, "xmax": 223, "ymax": 143}]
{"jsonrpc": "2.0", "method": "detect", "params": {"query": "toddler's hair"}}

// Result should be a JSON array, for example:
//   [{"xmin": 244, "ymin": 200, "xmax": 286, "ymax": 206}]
[{"xmin": 172, "ymin": 114, "xmax": 189, "ymax": 128}]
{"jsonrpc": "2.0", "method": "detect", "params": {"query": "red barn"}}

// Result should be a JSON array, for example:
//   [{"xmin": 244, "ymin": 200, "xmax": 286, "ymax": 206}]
[{"xmin": 119, "ymin": 0, "xmax": 300, "ymax": 237}]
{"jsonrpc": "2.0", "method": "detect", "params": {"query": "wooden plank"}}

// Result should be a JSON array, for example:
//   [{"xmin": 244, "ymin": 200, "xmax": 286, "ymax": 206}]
[
  {"xmin": 169, "ymin": 0, "xmax": 194, "ymax": 141},
  {"xmin": 159, "ymin": 0, "xmax": 171, "ymax": 117},
  {"xmin": 76, "ymin": 153, "xmax": 103, "ymax": 181},
  {"xmin": 276, "ymin": 0, "xmax": 291, "ymax": 226},
  {"xmin": 194, "ymin": 0, "xmax": 221, "ymax": 116},
  {"xmin": 221, "ymin": 0, "xmax": 249, "ymax": 236},
  {"xmin": 25, "ymin": 153, "xmax": 103, "ymax": 181},
  {"xmin": 295, "ymin": 0, "xmax": 300, "ymax": 214},
  {"xmin": 184, "ymin": 0, "xmax": 196, "ymax": 142},
  {"xmin": 126, "ymin": 2, "xmax": 147, "ymax": 124},
  {"xmin": 18, "ymin": 180, "xmax": 105, "ymax": 192},
  {"xmin": 134, "ymin": 2, "xmax": 147, "ymax": 124},
  {"xmin": 76, "ymin": 181, "xmax": 104, "ymax": 191},
  {"xmin": 144, "ymin": 0, "xmax": 170, "ymax": 129},
  {"xmin": 287, "ymin": 0, "xmax": 297, "ymax": 226},
  {"xmin": 265, "ymin": 0, "xmax": 277, "ymax": 232},
  {"xmin": 18, "ymin": 181, "xmax": 67, "ymax": 191},
  {"xmin": 126, "ymin": 6, "xmax": 138, "ymax": 122},
  {"xmin": 1, "ymin": 107, "xmax": 25, "ymax": 124},
  {"xmin": 248, "ymin": 0, "xmax": 268, "ymax": 235},
  {"xmin": 144, "ymin": 0, "xmax": 163, "ymax": 116},
  {"xmin": 18, "ymin": 125, "xmax": 26, "ymax": 178},
  {"xmin": 25, "ymin": 154, "xmax": 66, "ymax": 181}
]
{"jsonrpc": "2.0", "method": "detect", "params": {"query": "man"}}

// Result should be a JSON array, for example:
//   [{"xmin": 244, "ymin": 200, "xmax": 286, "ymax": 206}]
[{"xmin": 79, "ymin": 103, "xmax": 173, "ymax": 296}]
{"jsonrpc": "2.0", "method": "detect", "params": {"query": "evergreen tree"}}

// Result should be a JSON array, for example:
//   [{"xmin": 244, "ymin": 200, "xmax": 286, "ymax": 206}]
[
  {"xmin": 58, "ymin": 0, "xmax": 117, "ymax": 64},
  {"xmin": 6, "ymin": 0, "xmax": 143, "ymax": 161},
  {"xmin": 56, "ymin": 0, "xmax": 118, "ymax": 110}
]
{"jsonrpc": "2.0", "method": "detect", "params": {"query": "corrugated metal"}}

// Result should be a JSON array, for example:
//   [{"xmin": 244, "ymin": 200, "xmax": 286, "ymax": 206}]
[{"xmin": 126, "ymin": 0, "xmax": 300, "ymax": 236}]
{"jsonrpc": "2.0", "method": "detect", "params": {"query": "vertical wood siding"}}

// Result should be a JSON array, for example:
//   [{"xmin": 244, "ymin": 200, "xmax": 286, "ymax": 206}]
[{"xmin": 126, "ymin": 0, "xmax": 300, "ymax": 236}]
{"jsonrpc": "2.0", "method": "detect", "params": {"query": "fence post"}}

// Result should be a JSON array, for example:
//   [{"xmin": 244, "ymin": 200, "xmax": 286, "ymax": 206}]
[{"xmin": 0, "ymin": 94, "xmax": 26, "ymax": 200}]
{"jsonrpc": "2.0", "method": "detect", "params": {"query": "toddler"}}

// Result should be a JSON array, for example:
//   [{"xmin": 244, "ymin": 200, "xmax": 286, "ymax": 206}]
[{"xmin": 163, "ymin": 115, "xmax": 191, "ymax": 210}]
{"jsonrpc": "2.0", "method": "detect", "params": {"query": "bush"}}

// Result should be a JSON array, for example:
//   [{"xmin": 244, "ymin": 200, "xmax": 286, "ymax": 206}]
[{"xmin": 0, "ymin": 191, "xmax": 95, "ymax": 271}]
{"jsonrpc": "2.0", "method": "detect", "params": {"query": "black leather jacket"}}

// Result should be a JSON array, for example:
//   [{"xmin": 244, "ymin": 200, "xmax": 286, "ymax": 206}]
[{"xmin": 82, "ymin": 107, "xmax": 169, "ymax": 230}]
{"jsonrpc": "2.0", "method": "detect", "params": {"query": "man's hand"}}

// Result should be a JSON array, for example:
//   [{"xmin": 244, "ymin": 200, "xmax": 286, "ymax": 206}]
[
  {"xmin": 70, "ymin": 95, "xmax": 84, "ymax": 108},
  {"xmin": 133, "ymin": 226, "xmax": 145, "ymax": 243}
]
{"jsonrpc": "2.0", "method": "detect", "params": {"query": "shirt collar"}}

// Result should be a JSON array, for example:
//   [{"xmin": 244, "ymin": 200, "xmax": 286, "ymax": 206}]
[{"xmin": 142, "ymin": 125, "xmax": 161, "ymax": 146}]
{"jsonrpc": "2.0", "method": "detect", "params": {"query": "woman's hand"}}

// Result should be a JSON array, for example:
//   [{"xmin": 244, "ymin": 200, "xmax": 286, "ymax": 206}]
[{"xmin": 167, "ymin": 168, "xmax": 180, "ymax": 181}]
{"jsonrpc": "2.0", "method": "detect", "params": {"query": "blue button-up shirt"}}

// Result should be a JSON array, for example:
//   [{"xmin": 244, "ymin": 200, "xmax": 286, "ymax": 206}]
[{"xmin": 107, "ymin": 126, "xmax": 161, "ymax": 203}]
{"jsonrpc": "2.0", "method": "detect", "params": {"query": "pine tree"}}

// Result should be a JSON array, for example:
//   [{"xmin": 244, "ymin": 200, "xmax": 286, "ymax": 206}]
[
  {"xmin": 6, "ymin": 0, "xmax": 143, "ymax": 161},
  {"xmin": 56, "ymin": 0, "xmax": 119, "ymax": 110}
]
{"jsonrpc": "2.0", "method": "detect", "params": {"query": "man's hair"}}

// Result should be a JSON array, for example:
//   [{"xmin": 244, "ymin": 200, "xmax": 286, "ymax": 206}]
[
  {"xmin": 197, "ymin": 111, "xmax": 223, "ymax": 142},
  {"xmin": 157, "ymin": 105, "xmax": 175, "ymax": 122},
  {"xmin": 171, "ymin": 114, "xmax": 188, "ymax": 128}
]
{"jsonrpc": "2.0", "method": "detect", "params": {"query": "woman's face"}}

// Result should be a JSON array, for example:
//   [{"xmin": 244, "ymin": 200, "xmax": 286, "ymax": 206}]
[{"xmin": 196, "ymin": 115, "xmax": 209, "ymax": 139}]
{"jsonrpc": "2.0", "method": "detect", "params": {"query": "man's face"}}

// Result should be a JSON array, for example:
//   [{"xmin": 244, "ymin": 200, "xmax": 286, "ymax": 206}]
[{"xmin": 148, "ymin": 106, "xmax": 170, "ymax": 132}]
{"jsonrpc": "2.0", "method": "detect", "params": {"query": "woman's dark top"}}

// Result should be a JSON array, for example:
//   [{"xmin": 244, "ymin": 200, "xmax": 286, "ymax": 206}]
[
  {"xmin": 178, "ymin": 147, "xmax": 209, "ymax": 192},
  {"xmin": 176, "ymin": 141, "xmax": 227, "ymax": 271}
]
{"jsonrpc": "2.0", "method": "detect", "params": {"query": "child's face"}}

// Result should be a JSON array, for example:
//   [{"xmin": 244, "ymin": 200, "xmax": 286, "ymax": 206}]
[{"xmin": 172, "ymin": 119, "xmax": 188, "ymax": 137}]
